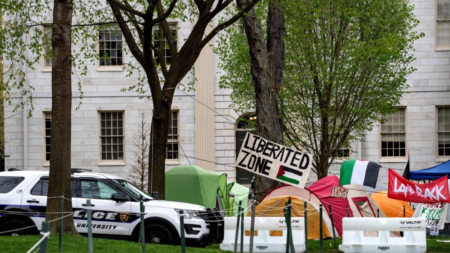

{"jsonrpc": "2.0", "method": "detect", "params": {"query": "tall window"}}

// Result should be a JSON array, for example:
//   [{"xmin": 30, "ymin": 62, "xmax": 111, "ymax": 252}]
[
  {"xmin": 44, "ymin": 113, "xmax": 51, "ymax": 161},
  {"xmin": 99, "ymin": 28, "xmax": 123, "ymax": 66},
  {"xmin": 153, "ymin": 27, "xmax": 177, "ymax": 65},
  {"xmin": 438, "ymin": 107, "xmax": 450, "ymax": 156},
  {"xmin": 166, "ymin": 111, "xmax": 179, "ymax": 160},
  {"xmin": 381, "ymin": 108, "xmax": 406, "ymax": 157},
  {"xmin": 437, "ymin": 0, "xmax": 450, "ymax": 47},
  {"xmin": 43, "ymin": 25, "xmax": 52, "ymax": 67},
  {"xmin": 100, "ymin": 112, "xmax": 124, "ymax": 160}
]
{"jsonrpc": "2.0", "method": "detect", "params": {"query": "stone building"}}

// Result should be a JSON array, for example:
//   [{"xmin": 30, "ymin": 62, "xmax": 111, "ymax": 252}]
[{"xmin": 4, "ymin": 0, "xmax": 450, "ymax": 188}]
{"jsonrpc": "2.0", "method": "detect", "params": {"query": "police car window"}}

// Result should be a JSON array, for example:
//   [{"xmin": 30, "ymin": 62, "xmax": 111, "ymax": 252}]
[
  {"xmin": 112, "ymin": 179, "xmax": 152, "ymax": 200},
  {"xmin": 81, "ymin": 180, "xmax": 117, "ymax": 200},
  {"xmin": 31, "ymin": 178, "xmax": 49, "ymax": 196},
  {"xmin": 0, "ymin": 176, "xmax": 25, "ymax": 193},
  {"xmin": 31, "ymin": 178, "xmax": 77, "ymax": 196}
]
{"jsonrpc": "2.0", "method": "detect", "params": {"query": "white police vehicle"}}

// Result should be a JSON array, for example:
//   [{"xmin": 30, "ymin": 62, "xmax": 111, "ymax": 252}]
[{"xmin": 0, "ymin": 170, "xmax": 223, "ymax": 247}]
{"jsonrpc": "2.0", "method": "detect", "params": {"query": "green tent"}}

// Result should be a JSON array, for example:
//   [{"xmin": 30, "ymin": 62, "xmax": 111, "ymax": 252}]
[
  {"xmin": 165, "ymin": 165, "xmax": 228, "ymax": 211},
  {"xmin": 227, "ymin": 182, "xmax": 249, "ymax": 217}
]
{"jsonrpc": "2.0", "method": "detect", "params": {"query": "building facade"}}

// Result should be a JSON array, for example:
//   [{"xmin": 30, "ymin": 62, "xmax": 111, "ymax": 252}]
[{"xmin": 4, "ymin": 0, "xmax": 450, "ymax": 188}]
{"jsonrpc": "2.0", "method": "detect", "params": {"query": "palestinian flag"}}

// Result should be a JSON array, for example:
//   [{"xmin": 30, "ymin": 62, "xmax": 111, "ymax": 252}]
[
  {"xmin": 277, "ymin": 165, "xmax": 303, "ymax": 185},
  {"xmin": 339, "ymin": 160, "xmax": 380, "ymax": 188}
]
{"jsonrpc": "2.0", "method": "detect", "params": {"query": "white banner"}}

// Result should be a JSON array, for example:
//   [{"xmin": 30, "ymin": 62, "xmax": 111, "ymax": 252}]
[
  {"xmin": 236, "ymin": 132, "xmax": 312, "ymax": 188},
  {"xmin": 418, "ymin": 203, "xmax": 448, "ymax": 229}
]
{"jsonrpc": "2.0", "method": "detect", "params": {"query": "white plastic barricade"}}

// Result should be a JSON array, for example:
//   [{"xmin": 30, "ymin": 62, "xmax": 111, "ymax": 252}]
[
  {"xmin": 339, "ymin": 218, "xmax": 426, "ymax": 253},
  {"xmin": 220, "ymin": 217, "xmax": 305, "ymax": 253}
]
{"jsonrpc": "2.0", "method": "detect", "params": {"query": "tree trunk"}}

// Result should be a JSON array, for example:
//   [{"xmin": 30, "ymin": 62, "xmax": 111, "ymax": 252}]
[
  {"xmin": 46, "ymin": 0, "xmax": 77, "ymax": 234},
  {"xmin": 148, "ymin": 101, "xmax": 171, "ymax": 200},
  {"xmin": 239, "ymin": 0, "xmax": 285, "ymax": 201},
  {"xmin": 315, "ymin": 160, "xmax": 331, "ymax": 179}
]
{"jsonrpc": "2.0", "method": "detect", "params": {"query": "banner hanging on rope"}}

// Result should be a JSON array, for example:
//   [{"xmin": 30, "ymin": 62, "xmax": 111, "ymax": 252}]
[
  {"xmin": 388, "ymin": 169, "xmax": 450, "ymax": 203},
  {"xmin": 235, "ymin": 132, "xmax": 312, "ymax": 188}
]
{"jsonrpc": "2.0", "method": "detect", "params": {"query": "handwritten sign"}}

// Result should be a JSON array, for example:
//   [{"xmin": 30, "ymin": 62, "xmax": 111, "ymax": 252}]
[
  {"xmin": 331, "ymin": 186, "xmax": 348, "ymax": 198},
  {"xmin": 418, "ymin": 203, "xmax": 448, "ymax": 229},
  {"xmin": 236, "ymin": 132, "xmax": 312, "ymax": 188}
]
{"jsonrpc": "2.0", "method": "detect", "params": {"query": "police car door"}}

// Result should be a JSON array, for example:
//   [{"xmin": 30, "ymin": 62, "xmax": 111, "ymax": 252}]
[
  {"xmin": 73, "ymin": 178, "xmax": 131, "ymax": 236},
  {"xmin": 20, "ymin": 176, "xmax": 78, "ymax": 231}
]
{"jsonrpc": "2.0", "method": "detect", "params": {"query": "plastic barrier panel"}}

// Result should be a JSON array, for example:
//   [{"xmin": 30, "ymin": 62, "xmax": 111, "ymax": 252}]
[
  {"xmin": 220, "ymin": 217, "xmax": 305, "ymax": 252},
  {"xmin": 339, "ymin": 218, "xmax": 426, "ymax": 253}
]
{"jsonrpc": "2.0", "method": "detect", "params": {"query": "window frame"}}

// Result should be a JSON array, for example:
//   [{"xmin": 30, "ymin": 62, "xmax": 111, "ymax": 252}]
[
  {"xmin": 436, "ymin": 0, "xmax": 450, "ymax": 50},
  {"xmin": 379, "ymin": 107, "xmax": 408, "ymax": 162},
  {"xmin": 152, "ymin": 24, "xmax": 178, "ymax": 66},
  {"xmin": 98, "ymin": 111, "xmax": 126, "ymax": 166},
  {"xmin": 437, "ymin": 106, "xmax": 450, "ymax": 160},
  {"xmin": 41, "ymin": 24, "xmax": 52, "ymax": 72},
  {"xmin": 97, "ymin": 26, "xmax": 124, "ymax": 72},
  {"xmin": 331, "ymin": 133, "xmax": 351, "ymax": 162},
  {"xmin": 43, "ymin": 112, "xmax": 51, "ymax": 166},
  {"xmin": 166, "ymin": 110, "xmax": 179, "ymax": 162}
]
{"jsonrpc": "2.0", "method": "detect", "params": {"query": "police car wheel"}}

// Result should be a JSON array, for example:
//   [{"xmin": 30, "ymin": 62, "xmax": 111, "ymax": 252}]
[
  {"xmin": 145, "ymin": 224, "xmax": 174, "ymax": 245},
  {"xmin": 0, "ymin": 218, "xmax": 28, "ymax": 236}
]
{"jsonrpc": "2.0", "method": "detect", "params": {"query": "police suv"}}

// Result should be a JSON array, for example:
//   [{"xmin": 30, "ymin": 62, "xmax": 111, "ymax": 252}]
[{"xmin": 0, "ymin": 170, "xmax": 223, "ymax": 247}]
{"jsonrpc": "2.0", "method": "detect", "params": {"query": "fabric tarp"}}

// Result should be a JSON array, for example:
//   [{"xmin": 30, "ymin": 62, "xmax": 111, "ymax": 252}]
[
  {"xmin": 165, "ymin": 165, "xmax": 228, "ymax": 210},
  {"xmin": 410, "ymin": 160, "xmax": 450, "ymax": 180},
  {"xmin": 371, "ymin": 191, "xmax": 414, "ymax": 217},
  {"xmin": 250, "ymin": 195, "xmax": 332, "ymax": 240},
  {"xmin": 227, "ymin": 182, "xmax": 249, "ymax": 217},
  {"xmin": 308, "ymin": 175, "xmax": 352, "ymax": 237}
]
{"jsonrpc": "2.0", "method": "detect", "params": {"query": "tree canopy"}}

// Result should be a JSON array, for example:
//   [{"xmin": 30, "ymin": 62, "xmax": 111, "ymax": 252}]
[
  {"xmin": 215, "ymin": 0, "xmax": 422, "ymax": 178},
  {"xmin": 1, "ymin": 0, "xmax": 260, "ymax": 201}
]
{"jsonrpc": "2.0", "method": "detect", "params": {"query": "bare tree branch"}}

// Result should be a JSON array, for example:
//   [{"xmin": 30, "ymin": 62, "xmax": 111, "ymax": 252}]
[
  {"xmin": 107, "ymin": 1, "xmax": 146, "ymax": 67},
  {"xmin": 107, "ymin": 0, "xmax": 146, "ymax": 18},
  {"xmin": 151, "ymin": 0, "xmax": 177, "ymax": 26},
  {"xmin": 201, "ymin": 0, "xmax": 260, "ymax": 48}
]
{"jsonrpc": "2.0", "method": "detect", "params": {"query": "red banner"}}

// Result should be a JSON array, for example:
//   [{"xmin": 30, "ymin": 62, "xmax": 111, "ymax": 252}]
[{"xmin": 388, "ymin": 169, "xmax": 450, "ymax": 203}]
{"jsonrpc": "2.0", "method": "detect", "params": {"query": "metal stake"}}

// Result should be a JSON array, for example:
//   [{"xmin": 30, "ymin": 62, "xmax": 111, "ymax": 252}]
[
  {"xmin": 319, "ymin": 204, "xmax": 323, "ymax": 253},
  {"xmin": 249, "ymin": 195, "xmax": 256, "ymax": 253},
  {"xmin": 329, "ymin": 205, "xmax": 337, "ymax": 249},
  {"xmin": 234, "ymin": 201, "xmax": 242, "ymax": 253},
  {"xmin": 87, "ymin": 200, "xmax": 93, "ymax": 253},
  {"xmin": 179, "ymin": 210, "xmax": 186, "ymax": 253},
  {"xmin": 304, "ymin": 201, "xmax": 308, "ymax": 253},
  {"xmin": 59, "ymin": 193, "xmax": 63, "ymax": 252}
]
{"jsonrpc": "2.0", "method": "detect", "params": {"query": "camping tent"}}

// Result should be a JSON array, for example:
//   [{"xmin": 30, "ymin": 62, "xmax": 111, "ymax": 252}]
[
  {"xmin": 261, "ymin": 185, "xmax": 323, "ymax": 207},
  {"xmin": 308, "ymin": 175, "xmax": 352, "ymax": 237},
  {"xmin": 371, "ymin": 191, "xmax": 414, "ymax": 217},
  {"xmin": 251, "ymin": 196, "xmax": 333, "ymax": 240},
  {"xmin": 227, "ymin": 182, "xmax": 249, "ymax": 217},
  {"xmin": 165, "ymin": 165, "xmax": 228, "ymax": 211},
  {"xmin": 260, "ymin": 185, "xmax": 337, "ymax": 236},
  {"xmin": 410, "ymin": 160, "xmax": 450, "ymax": 180},
  {"xmin": 345, "ymin": 184, "xmax": 386, "ymax": 218}
]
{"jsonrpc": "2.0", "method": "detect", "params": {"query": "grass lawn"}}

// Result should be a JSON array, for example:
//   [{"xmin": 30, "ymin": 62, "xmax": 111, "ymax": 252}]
[
  {"xmin": 0, "ymin": 235, "xmax": 231, "ymax": 253},
  {"xmin": 1, "ymin": 235, "xmax": 450, "ymax": 252}
]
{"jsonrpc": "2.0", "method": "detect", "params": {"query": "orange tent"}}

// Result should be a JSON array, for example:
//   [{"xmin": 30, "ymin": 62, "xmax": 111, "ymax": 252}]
[
  {"xmin": 249, "ymin": 196, "xmax": 332, "ymax": 240},
  {"xmin": 371, "ymin": 191, "xmax": 414, "ymax": 217}
]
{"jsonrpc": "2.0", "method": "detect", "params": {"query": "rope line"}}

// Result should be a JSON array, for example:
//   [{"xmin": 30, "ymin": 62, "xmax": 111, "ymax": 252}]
[{"xmin": 26, "ymin": 231, "xmax": 50, "ymax": 253}]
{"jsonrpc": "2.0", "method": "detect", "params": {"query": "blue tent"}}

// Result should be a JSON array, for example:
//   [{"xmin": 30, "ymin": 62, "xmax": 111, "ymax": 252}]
[{"xmin": 410, "ymin": 160, "xmax": 450, "ymax": 180}]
